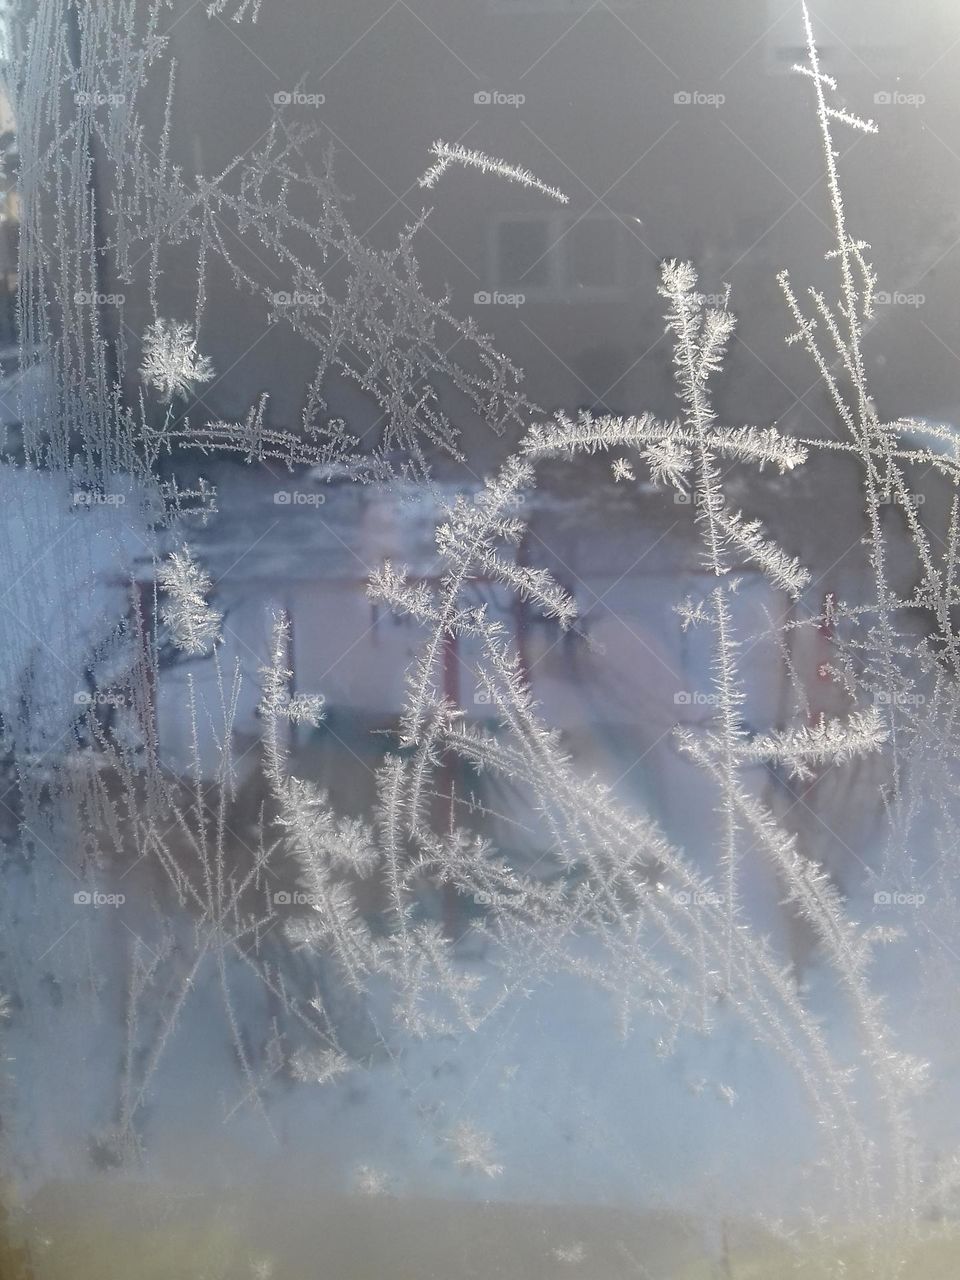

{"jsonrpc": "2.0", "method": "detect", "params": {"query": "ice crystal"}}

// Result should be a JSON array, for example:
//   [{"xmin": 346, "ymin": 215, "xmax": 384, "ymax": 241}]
[
  {"xmin": 140, "ymin": 320, "xmax": 215, "ymax": 402},
  {"xmin": 156, "ymin": 548, "xmax": 222, "ymax": 654}
]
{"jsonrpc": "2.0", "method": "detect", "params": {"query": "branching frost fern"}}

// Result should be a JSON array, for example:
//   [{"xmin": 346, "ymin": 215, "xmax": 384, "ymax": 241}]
[{"xmin": 2, "ymin": 0, "xmax": 959, "ymax": 1270}]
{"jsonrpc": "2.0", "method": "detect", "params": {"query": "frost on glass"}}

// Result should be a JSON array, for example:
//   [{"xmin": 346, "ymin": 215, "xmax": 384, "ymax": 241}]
[{"xmin": 0, "ymin": 0, "xmax": 958, "ymax": 1276}]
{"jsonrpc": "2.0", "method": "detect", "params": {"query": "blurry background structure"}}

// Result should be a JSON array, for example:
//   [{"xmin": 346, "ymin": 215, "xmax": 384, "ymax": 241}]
[{"xmin": 139, "ymin": 0, "xmax": 960, "ymax": 445}]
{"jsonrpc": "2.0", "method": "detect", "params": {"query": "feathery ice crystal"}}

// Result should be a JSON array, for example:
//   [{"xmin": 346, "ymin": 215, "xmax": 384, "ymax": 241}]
[
  {"xmin": 445, "ymin": 1122, "xmax": 504, "ymax": 1178},
  {"xmin": 418, "ymin": 140, "xmax": 568, "ymax": 203},
  {"xmin": 157, "ymin": 547, "xmax": 222, "ymax": 654},
  {"xmin": 140, "ymin": 319, "xmax": 215, "ymax": 401}
]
